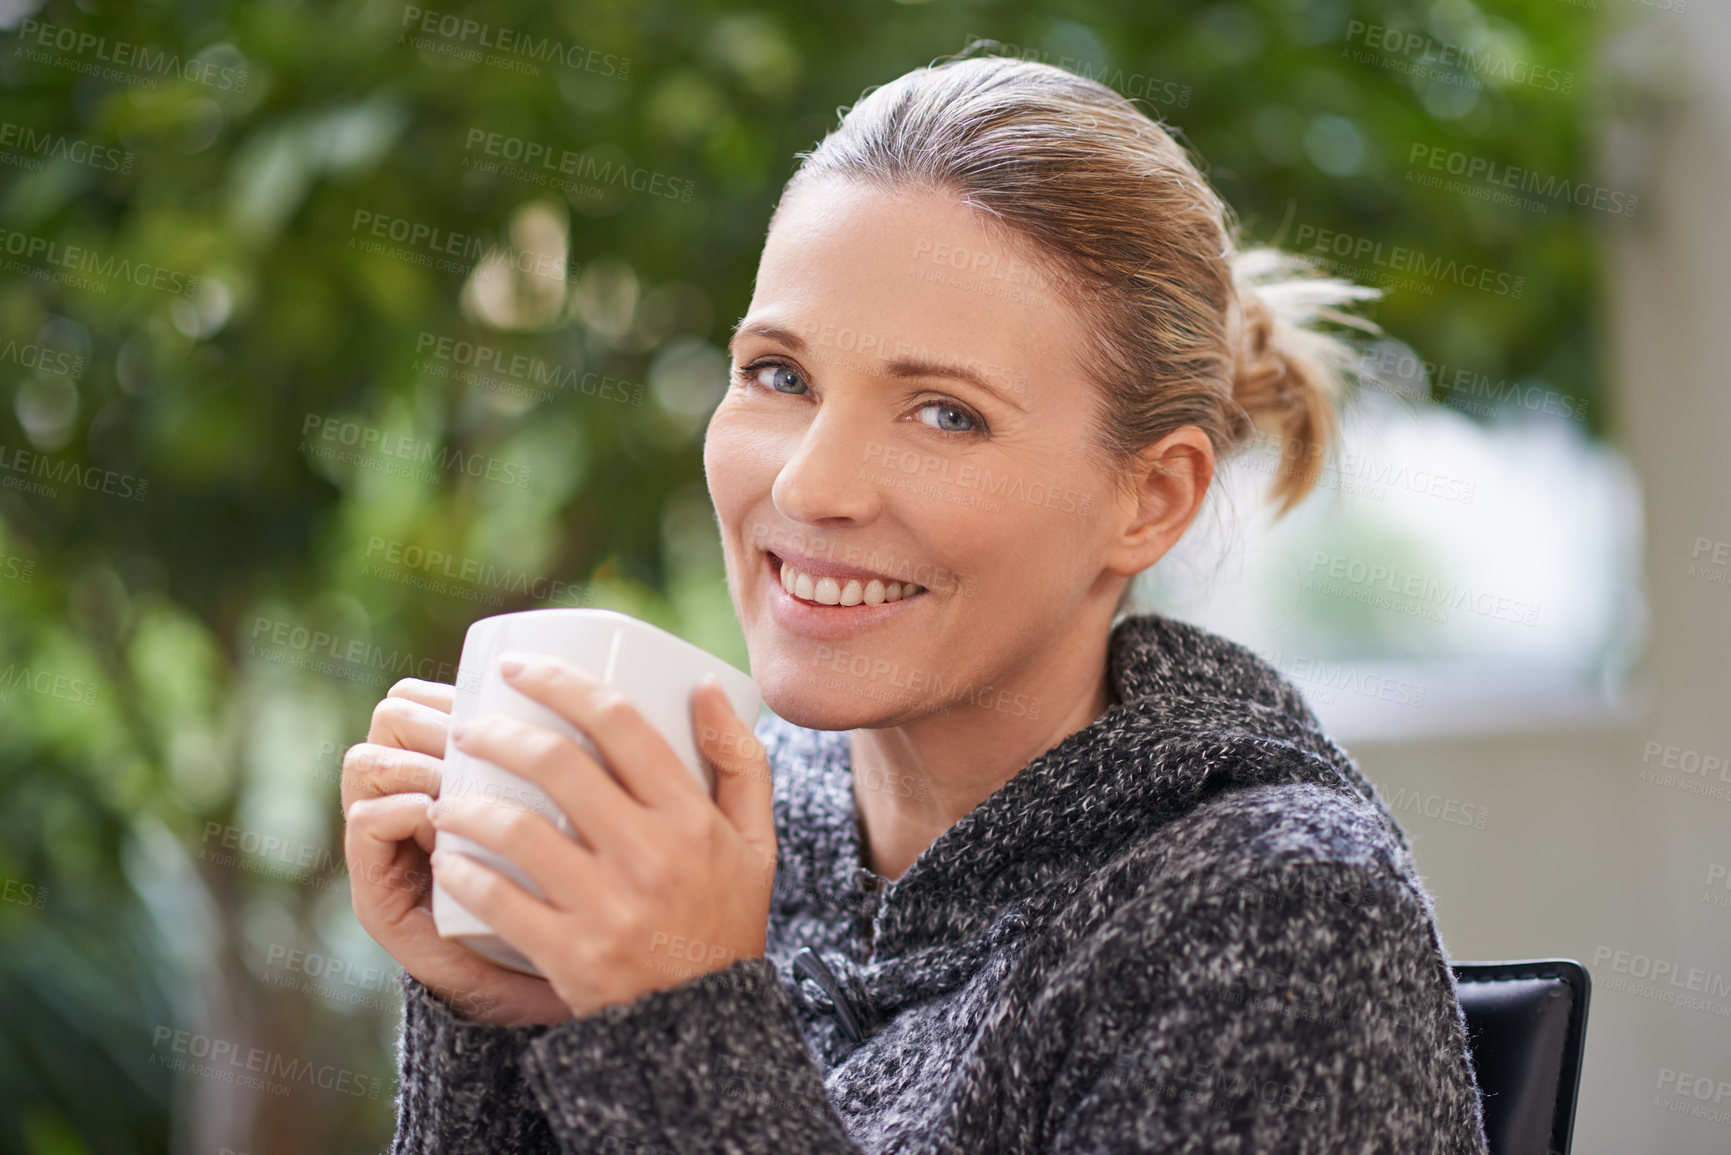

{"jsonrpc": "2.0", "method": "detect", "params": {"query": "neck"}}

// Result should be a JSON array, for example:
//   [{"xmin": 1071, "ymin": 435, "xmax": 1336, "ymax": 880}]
[{"xmin": 848, "ymin": 623, "xmax": 1118, "ymax": 882}]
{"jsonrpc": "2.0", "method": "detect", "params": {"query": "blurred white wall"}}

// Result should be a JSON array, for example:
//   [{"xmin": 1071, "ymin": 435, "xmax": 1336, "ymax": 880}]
[{"xmin": 1351, "ymin": 4, "xmax": 1731, "ymax": 1151}]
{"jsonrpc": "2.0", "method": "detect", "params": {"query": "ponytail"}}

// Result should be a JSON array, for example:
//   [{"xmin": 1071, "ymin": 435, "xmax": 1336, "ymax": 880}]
[{"xmin": 1228, "ymin": 249, "xmax": 1380, "ymax": 513}]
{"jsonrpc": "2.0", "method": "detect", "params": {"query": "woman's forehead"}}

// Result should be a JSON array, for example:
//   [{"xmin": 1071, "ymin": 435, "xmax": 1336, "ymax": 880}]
[{"xmin": 747, "ymin": 181, "xmax": 1081, "ymax": 375}]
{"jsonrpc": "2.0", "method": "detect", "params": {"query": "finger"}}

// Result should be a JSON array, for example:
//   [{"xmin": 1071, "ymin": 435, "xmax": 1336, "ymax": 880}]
[
  {"xmin": 449, "ymin": 713, "xmax": 637, "ymax": 855},
  {"xmin": 430, "ymin": 797, "xmax": 599, "ymax": 911},
  {"xmin": 693, "ymin": 677, "xmax": 776, "ymax": 850},
  {"xmin": 387, "ymin": 677, "xmax": 456, "ymax": 713},
  {"xmin": 366, "ymin": 693, "xmax": 453, "ymax": 759},
  {"xmin": 344, "ymin": 794, "xmax": 438, "ymax": 915},
  {"xmin": 344, "ymin": 796, "xmax": 565, "ymax": 1026},
  {"xmin": 346, "ymin": 791, "xmax": 436, "ymax": 853},
  {"xmin": 430, "ymin": 848, "xmax": 565, "ymax": 969},
  {"xmin": 498, "ymin": 652, "xmax": 701, "ymax": 809},
  {"xmin": 341, "ymin": 742, "xmax": 443, "ymax": 817}
]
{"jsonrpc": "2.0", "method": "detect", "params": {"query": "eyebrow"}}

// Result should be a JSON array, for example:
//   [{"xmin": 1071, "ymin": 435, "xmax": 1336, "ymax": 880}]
[{"xmin": 728, "ymin": 319, "xmax": 1027, "ymax": 412}]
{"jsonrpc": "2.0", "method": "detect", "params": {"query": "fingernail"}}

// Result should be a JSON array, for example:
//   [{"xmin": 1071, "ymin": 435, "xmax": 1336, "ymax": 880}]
[
  {"xmin": 499, "ymin": 655, "xmax": 525, "ymax": 678},
  {"xmin": 449, "ymin": 719, "xmax": 469, "ymax": 742}
]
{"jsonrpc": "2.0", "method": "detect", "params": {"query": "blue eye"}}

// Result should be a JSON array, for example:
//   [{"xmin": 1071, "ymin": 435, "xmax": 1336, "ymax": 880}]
[
  {"xmin": 743, "ymin": 361, "xmax": 807, "ymax": 394},
  {"xmin": 916, "ymin": 402, "xmax": 976, "ymax": 433}
]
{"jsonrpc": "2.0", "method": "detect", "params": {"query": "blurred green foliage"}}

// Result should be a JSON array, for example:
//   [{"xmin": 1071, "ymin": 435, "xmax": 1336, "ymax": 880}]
[{"xmin": 0, "ymin": 0, "xmax": 1607, "ymax": 1149}]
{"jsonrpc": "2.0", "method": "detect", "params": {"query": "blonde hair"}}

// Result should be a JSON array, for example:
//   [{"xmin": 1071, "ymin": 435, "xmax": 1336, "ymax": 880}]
[{"xmin": 779, "ymin": 52, "xmax": 1378, "ymax": 514}]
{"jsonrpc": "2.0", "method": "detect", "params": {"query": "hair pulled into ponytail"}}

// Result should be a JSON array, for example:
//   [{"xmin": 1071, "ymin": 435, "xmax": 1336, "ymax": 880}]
[
  {"xmin": 1228, "ymin": 249, "xmax": 1380, "ymax": 512},
  {"xmin": 783, "ymin": 50, "xmax": 1380, "ymax": 515}
]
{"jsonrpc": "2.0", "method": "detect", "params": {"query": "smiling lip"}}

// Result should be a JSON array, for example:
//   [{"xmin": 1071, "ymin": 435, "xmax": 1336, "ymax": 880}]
[
  {"xmin": 768, "ymin": 548, "xmax": 926, "ymax": 607},
  {"xmin": 760, "ymin": 549, "xmax": 927, "ymax": 639}
]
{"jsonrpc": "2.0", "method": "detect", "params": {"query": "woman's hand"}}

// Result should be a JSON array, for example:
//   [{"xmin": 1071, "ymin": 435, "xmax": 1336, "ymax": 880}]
[
  {"xmin": 342, "ymin": 677, "xmax": 576, "ymax": 1027},
  {"xmin": 426, "ymin": 653, "xmax": 777, "ymax": 1019}
]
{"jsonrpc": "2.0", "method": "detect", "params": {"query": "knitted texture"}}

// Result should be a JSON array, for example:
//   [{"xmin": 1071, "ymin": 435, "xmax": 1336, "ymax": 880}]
[{"xmin": 390, "ymin": 612, "xmax": 1490, "ymax": 1153}]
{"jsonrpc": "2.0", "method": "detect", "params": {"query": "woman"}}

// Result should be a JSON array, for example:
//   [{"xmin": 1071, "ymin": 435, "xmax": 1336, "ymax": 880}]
[{"xmin": 344, "ymin": 55, "xmax": 1490, "ymax": 1153}]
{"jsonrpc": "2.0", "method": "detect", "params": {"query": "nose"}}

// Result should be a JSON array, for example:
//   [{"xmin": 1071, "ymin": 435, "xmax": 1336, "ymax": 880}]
[{"xmin": 771, "ymin": 400, "xmax": 883, "ymax": 527}]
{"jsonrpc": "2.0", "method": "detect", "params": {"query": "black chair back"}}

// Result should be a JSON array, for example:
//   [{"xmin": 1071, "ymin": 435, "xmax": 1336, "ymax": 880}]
[{"xmin": 1451, "ymin": 959, "xmax": 1590, "ymax": 1155}]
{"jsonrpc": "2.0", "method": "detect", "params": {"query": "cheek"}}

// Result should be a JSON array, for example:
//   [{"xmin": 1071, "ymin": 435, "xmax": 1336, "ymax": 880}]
[
  {"xmin": 952, "ymin": 490, "xmax": 1110, "ymax": 605},
  {"xmin": 702, "ymin": 403, "xmax": 746, "ymax": 513},
  {"xmin": 703, "ymin": 401, "xmax": 780, "ymax": 529}
]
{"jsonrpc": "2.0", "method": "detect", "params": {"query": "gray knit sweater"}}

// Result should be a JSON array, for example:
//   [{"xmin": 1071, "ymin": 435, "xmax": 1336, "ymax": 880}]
[{"xmin": 389, "ymin": 612, "xmax": 1490, "ymax": 1153}]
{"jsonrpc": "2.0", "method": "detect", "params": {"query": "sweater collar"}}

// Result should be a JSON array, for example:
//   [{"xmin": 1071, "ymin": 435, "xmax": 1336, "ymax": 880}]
[{"xmin": 764, "ymin": 611, "xmax": 1399, "ymax": 963}]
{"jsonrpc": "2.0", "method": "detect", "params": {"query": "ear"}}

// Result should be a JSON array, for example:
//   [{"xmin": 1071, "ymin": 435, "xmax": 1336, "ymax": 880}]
[{"xmin": 1102, "ymin": 426, "xmax": 1215, "ymax": 579}]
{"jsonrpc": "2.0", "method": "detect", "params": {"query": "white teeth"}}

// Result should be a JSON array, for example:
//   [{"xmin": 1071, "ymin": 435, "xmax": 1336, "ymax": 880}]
[{"xmin": 775, "ymin": 556, "xmax": 926, "ymax": 606}]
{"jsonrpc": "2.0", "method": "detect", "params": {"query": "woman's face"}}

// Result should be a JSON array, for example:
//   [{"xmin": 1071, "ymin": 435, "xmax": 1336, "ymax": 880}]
[{"xmin": 703, "ymin": 178, "xmax": 1137, "ymax": 730}]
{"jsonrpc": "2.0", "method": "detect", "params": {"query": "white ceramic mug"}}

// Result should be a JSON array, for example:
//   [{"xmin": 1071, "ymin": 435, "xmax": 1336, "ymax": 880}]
[{"xmin": 431, "ymin": 608, "xmax": 761, "ymax": 975}]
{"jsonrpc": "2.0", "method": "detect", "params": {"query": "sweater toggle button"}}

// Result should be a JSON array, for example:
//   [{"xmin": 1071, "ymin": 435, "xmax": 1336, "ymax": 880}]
[{"xmin": 793, "ymin": 948, "xmax": 867, "ymax": 1044}]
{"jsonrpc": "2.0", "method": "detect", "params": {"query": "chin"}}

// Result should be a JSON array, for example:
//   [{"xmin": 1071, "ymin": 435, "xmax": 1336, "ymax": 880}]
[
  {"xmin": 751, "ymin": 662, "xmax": 902, "ymax": 732},
  {"xmin": 758, "ymin": 674, "xmax": 870, "ymax": 732}
]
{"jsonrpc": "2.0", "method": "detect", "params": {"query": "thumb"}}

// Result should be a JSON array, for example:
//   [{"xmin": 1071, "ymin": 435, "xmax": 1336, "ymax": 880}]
[{"xmin": 694, "ymin": 677, "xmax": 776, "ymax": 850}]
